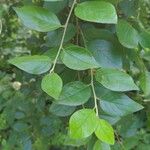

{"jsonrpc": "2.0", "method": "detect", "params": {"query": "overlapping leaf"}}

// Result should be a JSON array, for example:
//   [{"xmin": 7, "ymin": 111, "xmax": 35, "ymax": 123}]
[
  {"xmin": 49, "ymin": 103, "xmax": 76, "ymax": 117},
  {"xmin": 88, "ymin": 40, "xmax": 122, "ymax": 69},
  {"xmin": 61, "ymin": 45, "xmax": 99, "ymax": 70},
  {"xmin": 96, "ymin": 84, "xmax": 144, "ymax": 116},
  {"xmin": 57, "ymin": 81, "xmax": 91, "ymax": 106},
  {"xmin": 95, "ymin": 68, "xmax": 139, "ymax": 91}
]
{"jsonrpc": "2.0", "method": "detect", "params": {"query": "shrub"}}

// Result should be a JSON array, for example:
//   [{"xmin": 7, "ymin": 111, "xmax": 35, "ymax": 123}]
[{"xmin": 0, "ymin": 0, "xmax": 150, "ymax": 149}]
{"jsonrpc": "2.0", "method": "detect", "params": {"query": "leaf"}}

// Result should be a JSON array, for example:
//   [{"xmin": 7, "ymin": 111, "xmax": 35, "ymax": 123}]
[
  {"xmin": 69, "ymin": 109, "xmax": 98, "ymax": 139},
  {"xmin": 45, "ymin": 24, "xmax": 76, "ymax": 47},
  {"xmin": 95, "ymin": 119, "xmax": 115, "ymax": 145},
  {"xmin": 88, "ymin": 40, "xmax": 122, "ymax": 69},
  {"xmin": 82, "ymin": 24, "xmax": 115, "ymax": 42},
  {"xmin": 123, "ymin": 136, "xmax": 140, "ymax": 150},
  {"xmin": 95, "ymin": 68, "xmax": 139, "ymax": 91},
  {"xmin": 116, "ymin": 20, "xmax": 139, "ymax": 49},
  {"xmin": 61, "ymin": 45, "xmax": 99, "ymax": 70},
  {"xmin": 100, "ymin": 114, "xmax": 121, "ymax": 125},
  {"xmin": 43, "ymin": 0, "xmax": 67, "ymax": 14},
  {"xmin": 40, "ymin": 115, "xmax": 62, "ymax": 136},
  {"xmin": 23, "ymin": 139, "xmax": 32, "ymax": 150},
  {"xmin": 49, "ymin": 103, "xmax": 76, "ymax": 117},
  {"xmin": 93, "ymin": 140, "xmax": 111, "ymax": 150},
  {"xmin": 118, "ymin": 115, "xmax": 143, "ymax": 138},
  {"xmin": 64, "ymin": 136, "xmax": 90, "ymax": 147},
  {"xmin": 119, "ymin": 0, "xmax": 138, "ymax": 17},
  {"xmin": 74, "ymin": 1, "xmax": 117, "ymax": 24},
  {"xmin": 139, "ymin": 30, "xmax": 150, "ymax": 49},
  {"xmin": 139, "ymin": 71, "xmax": 150, "ymax": 97},
  {"xmin": 41, "ymin": 73, "xmax": 63, "ymax": 99},
  {"xmin": 57, "ymin": 81, "xmax": 91, "ymax": 106},
  {"xmin": 8, "ymin": 55, "xmax": 51, "ymax": 74},
  {"xmin": 13, "ymin": 122, "xmax": 28, "ymax": 132},
  {"xmin": 142, "ymin": 51, "xmax": 150, "ymax": 62},
  {"xmin": 14, "ymin": 6, "xmax": 61, "ymax": 32},
  {"xmin": 96, "ymin": 84, "xmax": 144, "ymax": 117}
]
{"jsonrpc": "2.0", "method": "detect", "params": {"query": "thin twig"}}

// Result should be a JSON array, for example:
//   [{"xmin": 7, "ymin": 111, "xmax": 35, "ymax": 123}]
[
  {"xmin": 50, "ymin": 0, "xmax": 77, "ymax": 73},
  {"xmin": 80, "ymin": 27, "xmax": 99, "ymax": 116},
  {"xmin": 79, "ymin": 27, "xmax": 88, "ymax": 49},
  {"xmin": 90, "ymin": 69, "xmax": 98, "ymax": 116},
  {"xmin": 115, "ymin": 131, "xmax": 126, "ymax": 150}
]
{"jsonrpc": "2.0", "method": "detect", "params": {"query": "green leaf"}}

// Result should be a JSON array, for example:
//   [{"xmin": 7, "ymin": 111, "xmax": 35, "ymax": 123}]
[
  {"xmin": 61, "ymin": 45, "xmax": 99, "ymax": 70},
  {"xmin": 139, "ymin": 71, "xmax": 150, "ymax": 97},
  {"xmin": 95, "ymin": 119, "xmax": 115, "ymax": 145},
  {"xmin": 118, "ymin": 115, "xmax": 143, "ymax": 138},
  {"xmin": 41, "ymin": 73, "xmax": 63, "ymax": 99},
  {"xmin": 69, "ymin": 109, "xmax": 98, "ymax": 139},
  {"xmin": 13, "ymin": 6, "xmax": 61, "ymax": 32},
  {"xmin": 139, "ymin": 30, "xmax": 150, "ymax": 49},
  {"xmin": 100, "ymin": 114, "xmax": 121, "ymax": 125},
  {"xmin": 49, "ymin": 103, "xmax": 76, "ymax": 117},
  {"xmin": 116, "ymin": 20, "xmax": 139, "ymax": 49},
  {"xmin": 45, "ymin": 24, "xmax": 76, "ymax": 47},
  {"xmin": 93, "ymin": 140, "xmax": 111, "ymax": 150},
  {"xmin": 123, "ymin": 136, "xmax": 140, "ymax": 150},
  {"xmin": 82, "ymin": 24, "xmax": 115, "ymax": 42},
  {"xmin": 8, "ymin": 55, "xmax": 51, "ymax": 74},
  {"xmin": 95, "ymin": 68, "xmax": 139, "ymax": 91},
  {"xmin": 64, "ymin": 136, "xmax": 90, "ymax": 147},
  {"xmin": 44, "ymin": 48, "xmax": 62, "ymax": 64},
  {"xmin": 88, "ymin": 40, "xmax": 122, "ymax": 69},
  {"xmin": 57, "ymin": 81, "xmax": 91, "ymax": 106},
  {"xmin": 13, "ymin": 122, "xmax": 28, "ymax": 132},
  {"xmin": 119, "ymin": 0, "xmax": 138, "ymax": 17},
  {"xmin": 142, "ymin": 51, "xmax": 150, "ymax": 62},
  {"xmin": 44, "ymin": 0, "xmax": 67, "ymax": 14},
  {"xmin": 74, "ymin": 1, "xmax": 117, "ymax": 24},
  {"xmin": 96, "ymin": 84, "xmax": 144, "ymax": 117}
]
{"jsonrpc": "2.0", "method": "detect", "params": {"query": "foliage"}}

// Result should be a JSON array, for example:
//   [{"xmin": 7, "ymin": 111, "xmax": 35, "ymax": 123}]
[{"xmin": 0, "ymin": 0, "xmax": 150, "ymax": 149}]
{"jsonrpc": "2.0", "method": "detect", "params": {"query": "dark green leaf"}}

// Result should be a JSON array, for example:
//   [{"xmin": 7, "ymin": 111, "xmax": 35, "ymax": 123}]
[
  {"xmin": 44, "ymin": 0, "xmax": 68, "ymax": 14},
  {"xmin": 45, "ymin": 24, "xmax": 76, "ymax": 47},
  {"xmin": 49, "ymin": 103, "xmax": 76, "ymax": 117},
  {"xmin": 100, "ymin": 114, "xmax": 121, "ymax": 125},
  {"xmin": 57, "ymin": 81, "xmax": 91, "ymax": 106},
  {"xmin": 139, "ymin": 71, "xmax": 150, "ymax": 97},
  {"xmin": 96, "ymin": 84, "xmax": 143, "ymax": 117},
  {"xmin": 88, "ymin": 40, "xmax": 122, "ymax": 69}
]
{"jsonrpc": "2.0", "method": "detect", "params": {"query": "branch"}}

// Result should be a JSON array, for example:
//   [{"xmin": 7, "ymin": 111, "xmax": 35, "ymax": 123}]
[
  {"xmin": 90, "ymin": 69, "xmax": 99, "ymax": 116},
  {"xmin": 50, "ymin": 0, "xmax": 77, "ymax": 73}
]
